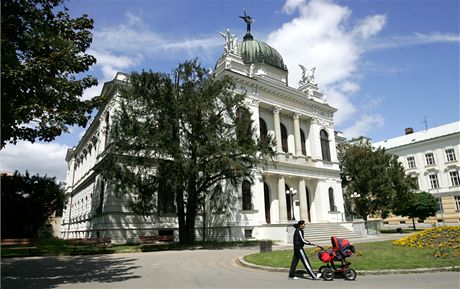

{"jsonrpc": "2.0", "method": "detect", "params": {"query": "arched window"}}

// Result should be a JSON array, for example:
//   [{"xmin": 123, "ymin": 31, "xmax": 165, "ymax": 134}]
[
  {"xmin": 242, "ymin": 180, "xmax": 252, "ymax": 210},
  {"xmin": 259, "ymin": 118, "xmax": 268, "ymax": 142},
  {"xmin": 264, "ymin": 183, "xmax": 271, "ymax": 224},
  {"xmin": 328, "ymin": 187, "xmax": 336, "ymax": 212},
  {"xmin": 300, "ymin": 129, "xmax": 306, "ymax": 155},
  {"xmin": 320, "ymin": 129, "xmax": 331, "ymax": 161},
  {"xmin": 236, "ymin": 107, "xmax": 252, "ymax": 143},
  {"xmin": 281, "ymin": 123, "xmax": 288, "ymax": 153}
]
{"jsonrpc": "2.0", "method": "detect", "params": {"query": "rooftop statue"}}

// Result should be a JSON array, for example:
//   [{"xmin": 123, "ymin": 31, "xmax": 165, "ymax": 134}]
[
  {"xmin": 299, "ymin": 64, "xmax": 317, "ymax": 87},
  {"xmin": 239, "ymin": 10, "xmax": 254, "ymax": 34},
  {"xmin": 219, "ymin": 29, "xmax": 238, "ymax": 54}
]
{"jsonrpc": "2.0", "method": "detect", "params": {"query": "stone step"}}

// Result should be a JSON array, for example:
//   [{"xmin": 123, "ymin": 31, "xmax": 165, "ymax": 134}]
[{"xmin": 302, "ymin": 223, "xmax": 362, "ymax": 244}]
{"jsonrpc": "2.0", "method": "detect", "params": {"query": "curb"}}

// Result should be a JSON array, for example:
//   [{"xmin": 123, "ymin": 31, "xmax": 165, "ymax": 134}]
[{"xmin": 236, "ymin": 257, "xmax": 460, "ymax": 275}]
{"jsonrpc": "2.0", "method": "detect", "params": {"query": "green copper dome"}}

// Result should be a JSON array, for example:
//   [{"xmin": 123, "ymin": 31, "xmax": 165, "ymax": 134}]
[{"xmin": 240, "ymin": 36, "xmax": 287, "ymax": 71}]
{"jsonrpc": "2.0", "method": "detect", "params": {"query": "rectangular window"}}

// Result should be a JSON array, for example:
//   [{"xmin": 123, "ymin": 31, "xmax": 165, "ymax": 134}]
[
  {"xmin": 245, "ymin": 229, "xmax": 253, "ymax": 238},
  {"xmin": 455, "ymin": 196, "xmax": 460, "ymax": 211},
  {"xmin": 450, "ymin": 171, "xmax": 460, "ymax": 186},
  {"xmin": 407, "ymin": 156, "xmax": 416, "ymax": 169},
  {"xmin": 425, "ymin": 153, "xmax": 435, "ymax": 166},
  {"xmin": 446, "ymin": 148, "xmax": 456, "ymax": 162},
  {"xmin": 429, "ymin": 174, "xmax": 439, "ymax": 189}
]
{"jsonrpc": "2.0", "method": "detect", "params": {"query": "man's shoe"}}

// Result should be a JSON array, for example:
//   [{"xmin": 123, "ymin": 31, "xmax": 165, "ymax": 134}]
[
  {"xmin": 315, "ymin": 272, "xmax": 322, "ymax": 280},
  {"xmin": 288, "ymin": 276, "xmax": 299, "ymax": 280}
]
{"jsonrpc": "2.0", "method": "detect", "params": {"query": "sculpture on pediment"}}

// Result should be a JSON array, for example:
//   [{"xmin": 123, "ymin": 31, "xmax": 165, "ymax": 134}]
[
  {"xmin": 299, "ymin": 64, "xmax": 317, "ymax": 87},
  {"xmin": 219, "ymin": 29, "xmax": 239, "ymax": 54},
  {"xmin": 249, "ymin": 64, "xmax": 255, "ymax": 77}
]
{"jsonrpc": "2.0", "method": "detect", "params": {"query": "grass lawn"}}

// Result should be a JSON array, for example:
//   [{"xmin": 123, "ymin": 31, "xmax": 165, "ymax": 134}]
[{"xmin": 243, "ymin": 240, "xmax": 460, "ymax": 271}]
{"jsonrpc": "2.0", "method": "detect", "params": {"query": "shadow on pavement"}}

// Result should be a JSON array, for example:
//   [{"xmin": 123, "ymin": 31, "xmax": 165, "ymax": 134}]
[{"xmin": 1, "ymin": 254, "xmax": 141, "ymax": 289}]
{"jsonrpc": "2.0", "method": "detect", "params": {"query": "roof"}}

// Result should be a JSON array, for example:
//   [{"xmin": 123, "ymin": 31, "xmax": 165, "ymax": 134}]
[
  {"xmin": 240, "ymin": 36, "xmax": 287, "ymax": 71},
  {"xmin": 373, "ymin": 121, "xmax": 460, "ymax": 149}
]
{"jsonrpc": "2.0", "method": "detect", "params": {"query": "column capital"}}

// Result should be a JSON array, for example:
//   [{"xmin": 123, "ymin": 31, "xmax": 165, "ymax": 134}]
[
  {"xmin": 273, "ymin": 106, "xmax": 282, "ymax": 114},
  {"xmin": 293, "ymin": 113, "xmax": 301, "ymax": 120}
]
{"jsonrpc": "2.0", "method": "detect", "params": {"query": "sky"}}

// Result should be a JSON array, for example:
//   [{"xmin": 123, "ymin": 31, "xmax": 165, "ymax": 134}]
[{"xmin": 1, "ymin": 0, "xmax": 459, "ymax": 182}]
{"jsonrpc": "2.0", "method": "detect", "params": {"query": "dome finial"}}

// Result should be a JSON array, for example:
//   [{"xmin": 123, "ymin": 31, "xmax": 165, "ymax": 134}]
[{"xmin": 239, "ymin": 10, "xmax": 254, "ymax": 41}]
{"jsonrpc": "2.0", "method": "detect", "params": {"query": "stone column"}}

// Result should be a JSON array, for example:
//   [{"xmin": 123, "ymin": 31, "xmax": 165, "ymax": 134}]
[
  {"xmin": 278, "ymin": 176, "xmax": 288, "ymax": 222},
  {"xmin": 298, "ymin": 178, "xmax": 308, "ymax": 221},
  {"xmin": 273, "ymin": 107, "xmax": 282, "ymax": 152},
  {"xmin": 248, "ymin": 97, "xmax": 260, "ymax": 139},
  {"xmin": 293, "ymin": 113, "xmax": 302, "ymax": 156},
  {"xmin": 309, "ymin": 117, "xmax": 322, "ymax": 160}
]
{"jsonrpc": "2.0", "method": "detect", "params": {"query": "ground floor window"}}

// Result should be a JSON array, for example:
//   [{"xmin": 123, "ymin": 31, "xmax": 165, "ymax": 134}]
[
  {"xmin": 449, "ymin": 170, "xmax": 460, "ymax": 186},
  {"xmin": 455, "ymin": 196, "xmax": 460, "ymax": 211}
]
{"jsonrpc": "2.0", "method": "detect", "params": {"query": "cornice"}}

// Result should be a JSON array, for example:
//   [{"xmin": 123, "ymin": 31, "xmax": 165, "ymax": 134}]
[{"xmin": 218, "ymin": 69, "xmax": 337, "ymax": 114}]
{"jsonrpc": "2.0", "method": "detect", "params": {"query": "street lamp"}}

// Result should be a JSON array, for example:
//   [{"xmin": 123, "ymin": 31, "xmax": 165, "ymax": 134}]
[
  {"xmin": 350, "ymin": 192, "xmax": 361, "ymax": 220},
  {"xmin": 286, "ymin": 187, "xmax": 297, "ymax": 220}
]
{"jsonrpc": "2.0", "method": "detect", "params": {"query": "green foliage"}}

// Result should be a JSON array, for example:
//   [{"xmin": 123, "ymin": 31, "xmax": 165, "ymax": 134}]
[
  {"xmin": 338, "ymin": 138, "xmax": 416, "ymax": 222},
  {"xmin": 100, "ymin": 59, "xmax": 275, "ymax": 244},
  {"xmin": 1, "ymin": 171, "xmax": 67, "ymax": 238},
  {"xmin": 393, "ymin": 192, "xmax": 438, "ymax": 230},
  {"xmin": 1, "ymin": 0, "xmax": 99, "ymax": 147}
]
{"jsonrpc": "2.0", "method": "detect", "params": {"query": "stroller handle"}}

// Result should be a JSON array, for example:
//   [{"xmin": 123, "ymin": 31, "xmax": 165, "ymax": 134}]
[{"xmin": 309, "ymin": 243, "xmax": 323, "ymax": 250}]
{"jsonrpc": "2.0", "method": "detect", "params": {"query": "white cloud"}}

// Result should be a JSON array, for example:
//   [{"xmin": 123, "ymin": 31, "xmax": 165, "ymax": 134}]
[
  {"xmin": 352, "ymin": 15, "xmax": 387, "ymax": 39},
  {"xmin": 283, "ymin": 0, "xmax": 306, "ymax": 14},
  {"xmin": 0, "ymin": 141, "xmax": 69, "ymax": 182},
  {"xmin": 343, "ymin": 114, "xmax": 384, "ymax": 139},
  {"xmin": 81, "ymin": 11, "xmax": 223, "ymax": 100},
  {"xmin": 92, "ymin": 15, "xmax": 221, "ymax": 61},
  {"xmin": 268, "ymin": 0, "xmax": 386, "ymax": 133},
  {"xmin": 367, "ymin": 32, "xmax": 460, "ymax": 50},
  {"xmin": 82, "ymin": 82, "xmax": 104, "ymax": 100}
]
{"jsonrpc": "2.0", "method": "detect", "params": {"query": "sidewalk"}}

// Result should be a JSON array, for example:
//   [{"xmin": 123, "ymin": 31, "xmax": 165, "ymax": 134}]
[{"xmin": 238, "ymin": 233, "xmax": 460, "ymax": 275}]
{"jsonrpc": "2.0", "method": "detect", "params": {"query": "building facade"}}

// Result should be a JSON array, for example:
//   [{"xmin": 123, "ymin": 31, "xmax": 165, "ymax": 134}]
[
  {"xmin": 60, "ymin": 21, "xmax": 348, "ymax": 243},
  {"xmin": 374, "ymin": 122, "xmax": 460, "ymax": 225}
]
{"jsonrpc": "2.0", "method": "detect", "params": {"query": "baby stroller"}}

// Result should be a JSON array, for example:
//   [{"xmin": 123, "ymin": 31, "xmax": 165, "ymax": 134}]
[{"xmin": 317, "ymin": 236, "xmax": 356, "ymax": 281}]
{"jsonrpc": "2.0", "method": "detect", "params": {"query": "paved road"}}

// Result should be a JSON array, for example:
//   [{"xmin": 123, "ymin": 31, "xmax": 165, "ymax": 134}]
[{"xmin": 2, "ymin": 248, "xmax": 459, "ymax": 289}]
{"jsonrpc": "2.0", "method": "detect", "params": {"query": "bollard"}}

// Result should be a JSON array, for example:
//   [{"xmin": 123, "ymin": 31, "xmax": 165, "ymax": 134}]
[{"xmin": 260, "ymin": 239, "xmax": 272, "ymax": 252}]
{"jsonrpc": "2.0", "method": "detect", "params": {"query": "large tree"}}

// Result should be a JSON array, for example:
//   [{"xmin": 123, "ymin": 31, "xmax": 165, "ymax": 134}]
[
  {"xmin": 1, "ymin": 0, "xmax": 99, "ymax": 148},
  {"xmin": 338, "ymin": 138, "xmax": 417, "ymax": 223},
  {"xmin": 393, "ymin": 191, "xmax": 438, "ymax": 230},
  {"xmin": 100, "ymin": 60, "xmax": 274, "ymax": 244},
  {"xmin": 1, "ymin": 171, "xmax": 66, "ymax": 238}
]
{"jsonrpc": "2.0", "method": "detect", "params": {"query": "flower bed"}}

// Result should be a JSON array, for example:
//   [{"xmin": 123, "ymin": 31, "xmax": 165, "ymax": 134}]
[{"xmin": 393, "ymin": 226, "xmax": 460, "ymax": 257}]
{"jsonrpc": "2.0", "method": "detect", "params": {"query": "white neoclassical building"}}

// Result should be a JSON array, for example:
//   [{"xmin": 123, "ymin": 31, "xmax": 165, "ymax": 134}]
[
  {"xmin": 374, "ymin": 121, "xmax": 460, "ymax": 225},
  {"xmin": 60, "ymin": 20, "xmax": 350, "ymax": 243}
]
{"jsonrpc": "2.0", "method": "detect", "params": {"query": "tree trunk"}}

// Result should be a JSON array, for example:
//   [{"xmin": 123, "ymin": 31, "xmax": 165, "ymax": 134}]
[
  {"xmin": 182, "ymin": 176, "xmax": 199, "ymax": 245},
  {"xmin": 202, "ymin": 202, "xmax": 206, "ymax": 242},
  {"xmin": 176, "ymin": 188, "xmax": 187, "ymax": 244},
  {"xmin": 412, "ymin": 218, "xmax": 416, "ymax": 231}
]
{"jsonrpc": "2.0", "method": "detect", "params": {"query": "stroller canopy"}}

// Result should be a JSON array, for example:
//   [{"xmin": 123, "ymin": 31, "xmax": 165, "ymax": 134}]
[{"xmin": 331, "ymin": 236, "xmax": 355, "ymax": 257}]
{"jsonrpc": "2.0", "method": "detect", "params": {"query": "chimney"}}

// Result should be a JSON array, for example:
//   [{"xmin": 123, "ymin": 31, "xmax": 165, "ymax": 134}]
[{"xmin": 404, "ymin": 127, "xmax": 414, "ymax": 135}]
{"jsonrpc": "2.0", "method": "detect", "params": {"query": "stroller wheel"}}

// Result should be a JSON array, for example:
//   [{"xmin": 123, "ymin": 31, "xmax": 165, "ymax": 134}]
[
  {"xmin": 344, "ymin": 268, "xmax": 357, "ymax": 281},
  {"xmin": 318, "ymin": 266, "xmax": 326, "ymax": 273},
  {"xmin": 322, "ymin": 268, "xmax": 334, "ymax": 281}
]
